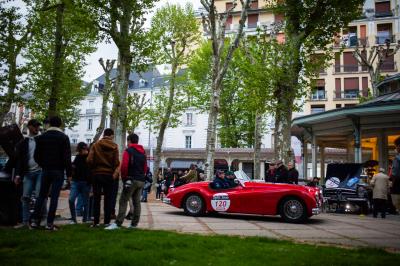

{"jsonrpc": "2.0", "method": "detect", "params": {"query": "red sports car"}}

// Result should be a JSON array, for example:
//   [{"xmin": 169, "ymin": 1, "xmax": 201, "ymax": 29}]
[{"xmin": 163, "ymin": 171, "xmax": 322, "ymax": 223}]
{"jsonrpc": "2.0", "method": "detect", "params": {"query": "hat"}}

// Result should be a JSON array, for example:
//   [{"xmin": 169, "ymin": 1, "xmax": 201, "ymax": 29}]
[{"xmin": 27, "ymin": 119, "xmax": 41, "ymax": 127}]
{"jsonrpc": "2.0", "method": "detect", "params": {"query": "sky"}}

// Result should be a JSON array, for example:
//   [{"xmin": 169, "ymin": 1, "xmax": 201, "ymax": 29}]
[{"xmin": 83, "ymin": 0, "xmax": 202, "ymax": 81}]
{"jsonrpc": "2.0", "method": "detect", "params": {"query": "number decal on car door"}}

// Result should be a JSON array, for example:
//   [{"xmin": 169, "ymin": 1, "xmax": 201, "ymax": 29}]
[{"xmin": 211, "ymin": 193, "xmax": 231, "ymax": 211}]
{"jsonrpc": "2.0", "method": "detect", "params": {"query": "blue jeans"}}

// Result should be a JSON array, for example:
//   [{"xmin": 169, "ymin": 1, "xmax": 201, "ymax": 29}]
[
  {"xmin": 21, "ymin": 170, "xmax": 42, "ymax": 224},
  {"xmin": 69, "ymin": 181, "xmax": 90, "ymax": 222},
  {"xmin": 32, "ymin": 170, "xmax": 64, "ymax": 226}
]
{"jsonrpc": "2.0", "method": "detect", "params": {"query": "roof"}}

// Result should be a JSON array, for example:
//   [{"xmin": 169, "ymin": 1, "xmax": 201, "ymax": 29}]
[
  {"xmin": 375, "ymin": 73, "xmax": 400, "ymax": 88},
  {"xmin": 292, "ymin": 90, "xmax": 400, "ymax": 126}
]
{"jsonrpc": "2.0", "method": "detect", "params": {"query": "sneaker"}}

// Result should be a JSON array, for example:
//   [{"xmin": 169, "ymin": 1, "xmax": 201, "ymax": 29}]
[
  {"xmin": 105, "ymin": 223, "xmax": 119, "ymax": 230},
  {"xmin": 45, "ymin": 224, "xmax": 58, "ymax": 231},
  {"xmin": 30, "ymin": 222, "xmax": 39, "ymax": 229},
  {"xmin": 127, "ymin": 224, "xmax": 137, "ymax": 229},
  {"xmin": 90, "ymin": 223, "xmax": 100, "ymax": 228},
  {"xmin": 14, "ymin": 223, "xmax": 30, "ymax": 229},
  {"xmin": 69, "ymin": 220, "xmax": 77, "ymax": 225}
]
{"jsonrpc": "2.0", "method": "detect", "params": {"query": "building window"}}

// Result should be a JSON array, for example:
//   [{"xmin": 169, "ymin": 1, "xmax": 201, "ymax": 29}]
[
  {"xmin": 375, "ymin": 1, "xmax": 392, "ymax": 17},
  {"xmin": 72, "ymin": 139, "xmax": 78, "ymax": 144},
  {"xmin": 311, "ymin": 79, "xmax": 326, "ymax": 100},
  {"xmin": 311, "ymin": 105, "xmax": 325, "ymax": 114},
  {"xmin": 86, "ymin": 139, "xmax": 92, "ymax": 144},
  {"xmin": 186, "ymin": 113, "xmax": 193, "ymax": 126},
  {"xmin": 247, "ymin": 14, "xmax": 258, "ymax": 28},
  {"xmin": 336, "ymin": 104, "xmax": 342, "ymax": 109},
  {"xmin": 250, "ymin": 0, "xmax": 258, "ymax": 9},
  {"xmin": 89, "ymin": 100, "xmax": 94, "ymax": 107},
  {"xmin": 376, "ymin": 23, "xmax": 393, "ymax": 44},
  {"xmin": 88, "ymin": 119, "xmax": 93, "ymax": 130},
  {"xmin": 185, "ymin": 136, "xmax": 192, "ymax": 149}
]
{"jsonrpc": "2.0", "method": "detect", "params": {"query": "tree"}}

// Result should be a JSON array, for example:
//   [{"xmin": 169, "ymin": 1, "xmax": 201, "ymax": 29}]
[
  {"xmin": 126, "ymin": 92, "xmax": 148, "ymax": 133},
  {"xmin": 266, "ymin": 0, "xmax": 364, "ymax": 163},
  {"xmin": 201, "ymin": 0, "xmax": 252, "ymax": 179},
  {"xmin": 93, "ymin": 58, "xmax": 115, "ymax": 143},
  {"xmin": 87, "ymin": 0, "xmax": 157, "ymax": 153},
  {"xmin": 24, "ymin": 0, "xmax": 97, "ymax": 127},
  {"xmin": 353, "ymin": 40, "xmax": 400, "ymax": 97},
  {"xmin": 0, "ymin": 3, "xmax": 33, "ymax": 125},
  {"xmin": 149, "ymin": 3, "xmax": 201, "ymax": 177}
]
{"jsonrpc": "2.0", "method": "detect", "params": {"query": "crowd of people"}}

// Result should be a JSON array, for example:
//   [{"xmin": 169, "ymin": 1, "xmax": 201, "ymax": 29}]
[
  {"xmin": 265, "ymin": 160, "xmax": 299, "ymax": 185},
  {"xmin": 12, "ymin": 117, "xmax": 149, "ymax": 230},
  {"xmin": 8, "ymin": 116, "xmax": 400, "ymax": 229}
]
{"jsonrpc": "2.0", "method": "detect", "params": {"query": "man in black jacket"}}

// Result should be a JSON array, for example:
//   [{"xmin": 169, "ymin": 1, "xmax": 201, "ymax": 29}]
[
  {"xmin": 14, "ymin": 119, "xmax": 42, "ymax": 228},
  {"xmin": 287, "ymin": 162, "xmax": 299, "ymax": 185},
  {"xmin": 275, "ymin": 160, "xmax": 289, "ymax": 183},
  {"xmin": 31, "ymin": 116, "xmax": 72, "ymax": 230},
  {"xmin": 105, "ymin": 133, "xmax": 147, "ymax": 230}
]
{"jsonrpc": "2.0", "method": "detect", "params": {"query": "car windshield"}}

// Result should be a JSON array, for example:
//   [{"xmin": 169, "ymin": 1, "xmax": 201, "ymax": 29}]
[{"xmin": 234, "ymin": 170, "xmax": 251, "ymax": 187}]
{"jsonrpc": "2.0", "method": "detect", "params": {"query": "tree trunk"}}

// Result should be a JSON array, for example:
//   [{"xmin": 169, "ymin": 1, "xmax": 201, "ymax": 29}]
[
  {"xmin": 253, "ymin": 111, "xmax": 262, "ymax": 179},
  {"xmin": 153, "ymin": 63, "xmax": 177, "ymax": 182},
  {"xmin": 48, "ymin": 3, "xmax": 65, "ymax": 118},
  {"xmin": 274, "ymin": 98, "xmax": 293, "ymax": 164},
  {"xmin": 93, "ymin": 77, "xmax": 111, "ymax": 143},
  {"xmin": 113, "ymin": 51, "xmax": 132, "ymax": 154}
]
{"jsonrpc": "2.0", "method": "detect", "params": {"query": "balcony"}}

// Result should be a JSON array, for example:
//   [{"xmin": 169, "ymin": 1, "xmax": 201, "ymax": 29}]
[
  {"xmin": 333, "ymin": 37, "xmax": 369, "ymax": 48},
  {"xmin": 381, "ymin": 61, "xmax": 397, "ymax": 72},
  {"xmin": 85, "ymin": 109, "xmax": 96, "ymax": 114},
  {"xmin": 334, "ymin": 65, "xmax": 368, "ymax": 73},
  {"xmin": 334, "ymin": 90, "xmax": 361, "ymax": 100},
  {"xmin": 375, "ymin": 34, "xmax": 396, "ymax": 44},
  {"xmin": 375, "ymin": 10, "xmax": 393, "ymax": 18},
  {"xmin": 310, "ymin": 90, "xmax": 327, "ymax": 101}
]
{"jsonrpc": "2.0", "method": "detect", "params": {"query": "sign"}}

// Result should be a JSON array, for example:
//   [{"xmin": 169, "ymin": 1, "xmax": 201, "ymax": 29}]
[{"xmin": 211, "ymin": 193, "xmax": 231, "ymax": 212}]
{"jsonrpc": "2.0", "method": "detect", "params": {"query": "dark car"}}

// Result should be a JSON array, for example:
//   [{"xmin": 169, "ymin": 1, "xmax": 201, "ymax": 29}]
[{"xmin": 323, "ymin": 163, "xmax": 372, "ymax": 214}]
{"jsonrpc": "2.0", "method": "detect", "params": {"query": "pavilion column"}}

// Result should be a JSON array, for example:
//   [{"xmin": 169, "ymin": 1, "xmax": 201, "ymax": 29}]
[
  {"xmin": 320, "ymin": 146, "xmax": 325, "ymax": 183},
  {"xmin": 238, "ymin": 162, "xmax": 243, "ymax": 171},
  {"xmin": 351, "ymin": 116, "xmax": 362, "ymax": 163},
  {"xmin": 378, "ymin": 130, "xmax": 388, "ymax": 170},
  {"xmin": 312, "ymin": 134, "xmax": 318, "ymax": 178},
  {"xmin": 260, "ymin": 162, "xmax": 265, "ymax": 180},
  {"xmin": 302, "ymin": 138, "xmax": 308, "ymax": 180}
]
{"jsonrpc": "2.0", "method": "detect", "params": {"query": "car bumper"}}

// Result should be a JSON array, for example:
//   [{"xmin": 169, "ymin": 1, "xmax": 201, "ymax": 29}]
[
  {"xmin": 163, "ymin": 197, "xmax": 171, "ymax": 205},
  {"xmin": 312, "ymin": 207, "xmax": 321, "ymax": 215}
]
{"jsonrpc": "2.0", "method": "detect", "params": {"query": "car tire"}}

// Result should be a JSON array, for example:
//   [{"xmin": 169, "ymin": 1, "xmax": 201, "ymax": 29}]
[
  {"xmin": 279, "ymin": 197, "xmax": 308, "ymax": 223},
  {"xmin": 183, "ymin": 193, "xmax": 205, "ymax": 217}
]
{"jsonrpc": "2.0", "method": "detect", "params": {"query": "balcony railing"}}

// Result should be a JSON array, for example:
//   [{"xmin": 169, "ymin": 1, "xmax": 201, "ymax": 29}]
[
  {"xmin": 334, "ymin": 90, "xmax": 361, "ymax": 100},
  {"xmin": 381, "ymin": 61, "xmax": 397, "ymax": 71},
  {"xmin": 86, "ymin": 109, "xmax": 95, "ymax": 114},
  {"xmin": 310, "ymin": 90, "xmax": 327, "ymax": 101},
  {"xmin": 333, "ymin": 37, "xmax": 368, "ymax": 48},
  {"xmin": 334, "ymin": 65, "xmax": 368, "ymax": 73},
  {"xmin": 247, "ymin": 23, "xmax": 258, "ymax": 29},
  {"xmin": 375, "ymin": 10, "xmax": 393, "ymax": 18},
  {"xmin": 375, "ymin": 34, "xmax": 396, "ymax": 44}
]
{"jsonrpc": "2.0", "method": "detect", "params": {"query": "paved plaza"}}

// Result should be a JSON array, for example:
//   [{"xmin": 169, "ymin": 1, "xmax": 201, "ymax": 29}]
[{"xmin": 49, "ymin": 191, "xmax": 400, "ymax": 252}]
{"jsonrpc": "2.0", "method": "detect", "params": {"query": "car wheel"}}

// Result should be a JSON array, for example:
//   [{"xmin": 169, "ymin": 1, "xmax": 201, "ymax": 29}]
[
  {"xmin": 280, "ymin": 197, "xmax": 308, "ymax": 223},
  {"xmin": 183, "ymin": 194, "xmax": 205, "ymax": 217}
]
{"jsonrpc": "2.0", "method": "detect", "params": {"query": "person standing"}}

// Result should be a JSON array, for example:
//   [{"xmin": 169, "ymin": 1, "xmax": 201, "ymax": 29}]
[
  {"xmin": 275, "ymin": 160, "xmax": 289, "ymax": 183},
  {"xmin": 141, "ymin": 169, "xmax": 153, "ymax": 202},
  {"xmin": 87, "ymin": 128, "xmax": 120, "ymax": 227},
  {"xmin": 31, "ymin": 116, "xmax": 72, "ymax": 230},
  {"xmin": 68, "ymin": 142, "xmax": 91, "ymax": 224},
  {"xmin": 371, "ymin": 168, "xmax": 390, "ymax": 218},
  {"xmin": 265, "ymin": 161, "xmax": 276, "ymax": 183},
  {"xmin": 106, "ymin": 133, "xmax": 147, "ymax": 230},
  {"xmin": 390, "ymin": 136, "xmax": 400, "ymax": 214},
  {"xmin": 14, "ymin": 119, "xmax": 42, "ymax": 228},
  {"xmin": 287, "ymin": 162, "xmax": 299, "ymax": 185},
  {"xmin": 164, "ymin": 168, "xmax": 174, "ymax": 195},
  {"xmin": 180, "ymin": 164, "xmax": 198, "ymax": 184},
  {"xmin": 156, "ymin": 172, "xmax": 163, "ymax": 200}
]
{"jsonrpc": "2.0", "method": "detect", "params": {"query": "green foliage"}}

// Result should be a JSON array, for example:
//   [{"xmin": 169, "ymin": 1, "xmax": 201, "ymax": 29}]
[
  {"xmin": 126, "ymin": 92, "xmax": 148, "ymax": 133},
  {"xmin": 24, "ymin": 2, "xmax": 97, "ymax": 127},
  {"xmin": 0, "ymin": 225, "xmax": 399, "ymax": 265},
  {"xmin": 150, "ymin": 3, "xmax": 200, "ymax": 66}
]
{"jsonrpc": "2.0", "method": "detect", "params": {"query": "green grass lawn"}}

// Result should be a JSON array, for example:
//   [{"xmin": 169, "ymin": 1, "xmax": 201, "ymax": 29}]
[{"xmin": 0, "ymin": 225, "xmax": 399, "ymax": 266}]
